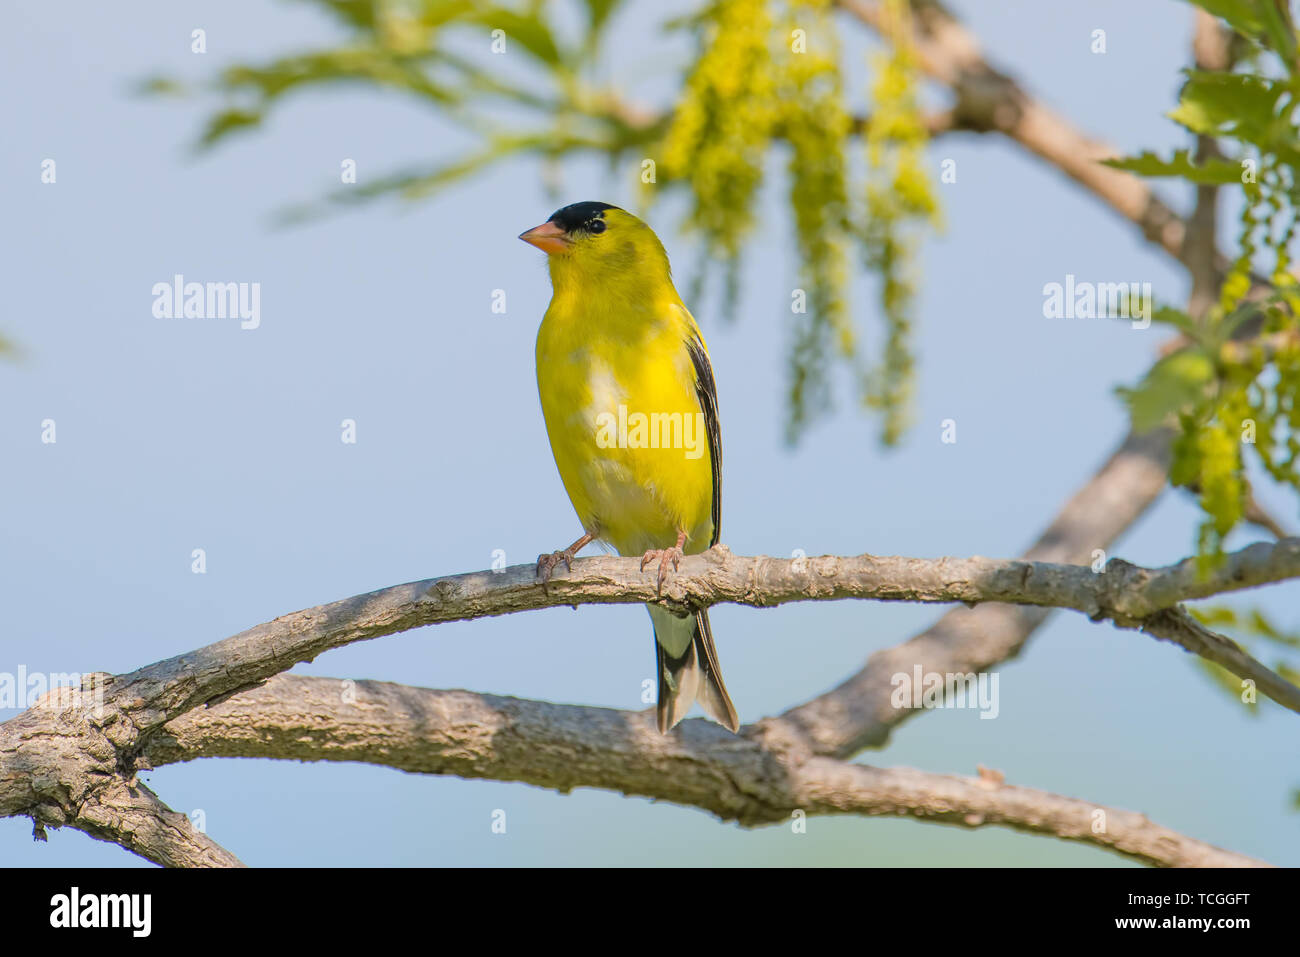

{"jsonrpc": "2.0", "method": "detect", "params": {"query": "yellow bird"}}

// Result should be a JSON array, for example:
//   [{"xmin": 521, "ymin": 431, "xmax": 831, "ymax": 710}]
[{"xmin": 520, "ymin": 201, "xmax": 739, "ymax": 734}]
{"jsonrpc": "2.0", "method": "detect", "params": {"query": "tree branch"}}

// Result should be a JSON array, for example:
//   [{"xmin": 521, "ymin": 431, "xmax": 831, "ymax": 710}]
[
  {"xmin": 1186, "ymin": 9, "xmax": 1234, "ymax": 317},
  {"xmin": 780, "ymin": 428, "xmax": 1176, "ymax": 755},
  {"xmin": 5, "ymin": 538, "xmax": 1295, "ymax": 866},
  {"xmin": 1, "ymin": 676, "xmax": 243, "ymax": 867},
  {"xmin": 807, "ymin": 1, "xmax": 1288, "ymax": 756},
  {"xmin": 91, "ymin": 536, "xmax": 1300, "ymax": 741},
  {"xmin": 839, "ymin": 0, "xmax": 1217, "ymax": 272},
  {"xmin": 143, "ymin": 674, "xmax": 1267, "ymax": 868},
  {"xmin": 1140, "ymin": 607, "xmax": 1300, "ymax": 710},
  {"xmin": 70, "ymin": 780, "xmax": 243, "ymax": 868}
]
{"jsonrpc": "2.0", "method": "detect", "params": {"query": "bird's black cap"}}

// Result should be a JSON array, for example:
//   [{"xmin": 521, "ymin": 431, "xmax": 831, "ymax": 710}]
[{"xmin": 549, "ymin": 201, "xmax": 618, "ymax": 233}]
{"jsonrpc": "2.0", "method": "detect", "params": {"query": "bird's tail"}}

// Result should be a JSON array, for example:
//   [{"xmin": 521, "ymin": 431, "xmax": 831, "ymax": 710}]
[{"xmin": 647, "ymin": 604, "xmax": 739, "ymax": 733}]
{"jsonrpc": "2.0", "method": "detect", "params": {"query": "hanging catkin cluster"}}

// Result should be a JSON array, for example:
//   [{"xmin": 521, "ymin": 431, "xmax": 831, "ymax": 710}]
[{"xmin": 660, "ymin": 0, "xmax": 937, "ymax": 443}]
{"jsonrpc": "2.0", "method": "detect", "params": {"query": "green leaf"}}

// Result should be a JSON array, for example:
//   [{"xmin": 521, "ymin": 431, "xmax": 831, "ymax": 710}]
[
  {"xmin": 1193, "ymin": 603, "xmax": 1300, "ymax": 648},
  {"xmin": 271, "ymin": 127, "xmax": 610, "ymax": 224},
  {"xmin": 582, "ymin": 0, "xmax": 622, "ymax": 38},
  {"xmin": 134, "ymin": 75, "xmax": 187, "ymax": 97},
  {"xmin": 1276, "ymin": 661, "xmax": 1300, "ymax": 685},
  {"xmin": 1187, "ymin": 1, "xmax": 1297, "ymax": 59},
  {"xmin": 1256, "ymin": 616, "xmax": 1300, "ymax": 649},
  {"xmin": 315, "ymin": 0, "xmax": 378, "ymax": 30},
  {"xmin": 1181, "ymin": 0, "xmax": 1271, "ymax": 40},
  {"xmin": 1147, "ymin": 304, "xmax": 1202, "ymax": 336},
  {"xmin": 1102, "ymin": 148, "xmax": 1243, "ymax": 184},
  {"xmin": 414, "ymin": 0, "xmax": 477, "ymax": 30},
  {"xmin": 1167, "ymin": 70, "xmax": 1285, "ymax": 146},
  {"xmin": 431, "ymin": 48, "xmax": 556, "ymax": 109},
  {"xmin": 1119, "ymin": 348, "xmax": 1216, "ymax": 432},
  {"xmin": 197, "ymin": 109, "xmax": 262, "ymax": 148},
  {"xmin": 1213, "ymin": 299, "xmax": 1269, "ymax": 345},
  {"xmin": 220, "ymin": 49, "xmax": 458, "ymax": 107},
  {"xmin": 464, "ymin": 8, "xmax": 563, "ymax": 66},
  {"xmin": 1259, "ymin": 0, "xmax": 1299, "ymax": 60}
]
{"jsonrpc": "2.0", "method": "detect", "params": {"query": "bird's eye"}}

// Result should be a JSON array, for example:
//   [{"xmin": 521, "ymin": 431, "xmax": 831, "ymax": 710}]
[{"xmin": 588, "ymin": 219, "xmax": 606, "ymax": 234}]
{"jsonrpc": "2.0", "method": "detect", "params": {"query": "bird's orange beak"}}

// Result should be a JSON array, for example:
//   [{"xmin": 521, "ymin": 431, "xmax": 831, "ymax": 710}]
[{"xmin": 518, "ymin": 220, "xmax": 571, "ymax": 255}]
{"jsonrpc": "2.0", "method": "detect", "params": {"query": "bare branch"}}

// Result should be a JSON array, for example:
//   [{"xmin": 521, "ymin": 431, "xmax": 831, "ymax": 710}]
[
  {"xmin": 71, "ymin": 780, "xmax": 243, "ymax": 868},
  {"xmin": 1140, "ymin": 607, "xmax": 1300, "ymax": 711},
  {"xmin": 144, "ymin": 675, "xmax": 1268, "ymax": 868},
  {"xmin": 1244, "ymin": 489, "xmax": 1293, "ymax": 540},
  {"xmin": 1186, "ymin": 9, "xmax": 1235, "ymax": 317},
  {"xmin": 5, "ymin": 535, "xmax": 1295, "ymax": 865},
  {"xmin": 92, "ymin": 536, "xmax": 1300, "ymax": 741},
  {"xmin": 0, "ymin": 676, "xmax": 242, "ymax": 867},
  {"xmin": 839, "ymin": 0, "xmax": 1211, "ymax": 270},
  {"xmin": 780, "ymin": 428, "xmax": 1175, "ymax": 755}
]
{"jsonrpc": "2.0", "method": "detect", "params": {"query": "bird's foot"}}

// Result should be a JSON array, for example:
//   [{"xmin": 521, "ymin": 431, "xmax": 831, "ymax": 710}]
[
  {"xmin": 640, "ymin": 544, "xmax": 684, "ymax": 596},
  {"xmin": 536, "ymin": 532, "xmax": 595, "ymax": 593},
  {"xmin": 536, "ymin": 549, "xmax": 575, "ymax": 591}
]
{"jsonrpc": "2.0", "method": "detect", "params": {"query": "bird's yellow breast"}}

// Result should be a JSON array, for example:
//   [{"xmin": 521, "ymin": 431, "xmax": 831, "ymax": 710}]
[{"xmin": 536, "ymin": 291, "xmax": 715, "ymax": 557}]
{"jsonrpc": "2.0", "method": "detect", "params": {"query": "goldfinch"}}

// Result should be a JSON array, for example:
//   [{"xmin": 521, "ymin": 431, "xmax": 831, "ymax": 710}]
[{"xmin": 520, "ymin": 201, "xmax": 740, "ymax": 734}]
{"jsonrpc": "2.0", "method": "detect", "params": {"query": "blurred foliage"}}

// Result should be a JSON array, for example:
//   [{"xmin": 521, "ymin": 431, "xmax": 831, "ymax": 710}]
[
  {"xmin": 658, "ymin": 0, "xmax": 777, "ymax": 310},
  {"xmin": 147, "ymin": 0, "xmax": 941, "ymax": 444},
  {"xmin": 1107, "ymin": 0, "xmax": 1300, "ymax": 565},
  {"xmin": 774, "ymin": 0, "xmax": 854, "ymax": 439},
  {"xmin": 859, "ymin": 0, "xmax": 939, "ymax": 445}
]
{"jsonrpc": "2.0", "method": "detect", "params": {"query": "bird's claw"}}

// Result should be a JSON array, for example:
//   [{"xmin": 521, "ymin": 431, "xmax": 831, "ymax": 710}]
[
  {"xmin": 536, "ymin": 549, "xmax": 575, "ymax": 592},
  {"xmin": 640, "ymin": 546, "xmax": 683, "ymax": 596}
]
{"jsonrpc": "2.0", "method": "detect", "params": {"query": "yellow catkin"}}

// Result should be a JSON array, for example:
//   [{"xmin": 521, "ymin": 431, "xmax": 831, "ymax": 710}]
[
  {"xmin": 861, "ymin": 0, "xmax": 940, "ymax": 445},
  {"xmin": 779, "ymin": 0, "xmax": 854, "ymax": 435},
  {"xmin": 660, "ymin": 0, "xmax": 777, "ymax": 261}
]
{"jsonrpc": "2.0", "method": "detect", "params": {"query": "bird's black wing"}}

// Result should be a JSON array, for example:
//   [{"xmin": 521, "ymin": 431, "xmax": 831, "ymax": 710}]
[{"xmin": 686, "ymin": 336, "xmax": 722, "ymax": 546}]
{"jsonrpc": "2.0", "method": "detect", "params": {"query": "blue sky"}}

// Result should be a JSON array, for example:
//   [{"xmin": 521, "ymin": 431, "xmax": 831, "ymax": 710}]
[{"xmin": 2, "ymin": 0, "xmax": 1295, "ymax": 866}]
